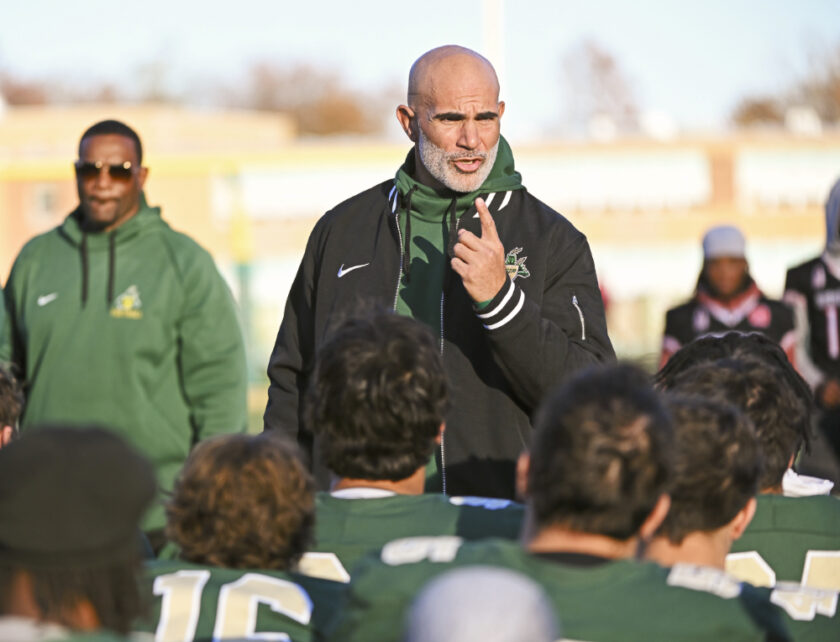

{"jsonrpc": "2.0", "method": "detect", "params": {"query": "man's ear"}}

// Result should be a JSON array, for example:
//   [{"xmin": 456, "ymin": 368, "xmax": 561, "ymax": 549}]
[
  {"xmin": 435, "ymin": 422, "xmax": 445, "ymax": 446},
  {"xmin": 138, "ymin": 166, "xmax": 149, "ymax": 190},
  {"xmin": 730, "ymin": 497, "xmax": 757, "ymax": 541},
  {"xmin": 0, "ymin": 426, "xmax": 13, "ymax": 449},
  {"xmin": 498, "ymin": 100, "xmax": 505, "ymax": 119},
  {"xmin": 396, "ymin": 105, "xmax": 418, "ymax": 142},
  {"xmin": 515, "ymin": 451, "xmax": 530, "ymax": 502},
  {"xmin": 639, "ymin": 494, "xmax": 671, "ymax": 541}
]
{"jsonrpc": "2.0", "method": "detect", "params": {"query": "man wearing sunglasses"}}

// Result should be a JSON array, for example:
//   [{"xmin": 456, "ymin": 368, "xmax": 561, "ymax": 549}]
[{"xmin": 0, "ymin": 120, "xmax": 248, "ymax": 549}]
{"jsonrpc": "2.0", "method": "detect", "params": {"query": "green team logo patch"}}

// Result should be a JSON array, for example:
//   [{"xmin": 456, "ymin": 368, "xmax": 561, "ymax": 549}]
[
  {"xmin": 110, "ymin": 285, "xmax": 143, "ymax": 319},
  {"xmin": 504, "ymin": 247, "xmax": 530, "ymax": 281}
]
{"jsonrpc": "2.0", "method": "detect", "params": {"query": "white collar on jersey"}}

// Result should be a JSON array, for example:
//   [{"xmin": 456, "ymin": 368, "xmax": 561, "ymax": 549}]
[
  {"xmin": 782, "ymin": 468, "xmax": 835, "ymax": 497},
  {"xmin": 330, "ymin": 487, "xmax": 397, "ymax": 499}
]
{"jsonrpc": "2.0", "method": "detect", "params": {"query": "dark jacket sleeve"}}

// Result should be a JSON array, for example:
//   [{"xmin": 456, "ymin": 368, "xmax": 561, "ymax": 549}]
[
  {"xmin": 264, "ymin": 223, "xmax": 321, "ymax": 447},
  {"xmin": 476, "ymin": 229, "xmax": 614, "ymax": 411}
]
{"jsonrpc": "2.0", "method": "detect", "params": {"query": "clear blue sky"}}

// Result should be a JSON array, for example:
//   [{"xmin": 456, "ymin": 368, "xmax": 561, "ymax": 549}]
[{"xmin": 2, "ymin": 0, "xmax": 838, "ymax": 140}]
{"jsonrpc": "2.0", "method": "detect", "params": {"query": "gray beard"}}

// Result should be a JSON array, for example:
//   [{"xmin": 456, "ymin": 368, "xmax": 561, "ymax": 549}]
[{"xmin": 417, "ymin": 131, "xmax": 499, "ymax": 193}]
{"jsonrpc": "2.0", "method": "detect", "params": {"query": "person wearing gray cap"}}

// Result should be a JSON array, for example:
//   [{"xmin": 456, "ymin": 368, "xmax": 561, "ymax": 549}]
[
  {"xmin": 0, "ymin": 426, "xmax": 156, "ymax": 641},
  {"xmin": 660, "ymin": 224, "xmax": 795, "ymax": 367},
  {"xmin": 403, "ymin": 566, "xmax": 559, "ymax": 642}
]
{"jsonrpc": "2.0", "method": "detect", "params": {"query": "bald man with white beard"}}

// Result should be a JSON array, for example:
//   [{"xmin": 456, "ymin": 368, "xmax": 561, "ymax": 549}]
[{"xmin": 265, "ymin": 45, "xmax": 614, "ymax": 500}]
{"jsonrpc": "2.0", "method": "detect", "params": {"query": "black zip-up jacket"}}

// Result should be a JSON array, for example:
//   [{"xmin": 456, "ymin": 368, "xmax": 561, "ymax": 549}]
[{"xmin": 264, "ymin": 179, "xmax": 615, "ymax": 497}]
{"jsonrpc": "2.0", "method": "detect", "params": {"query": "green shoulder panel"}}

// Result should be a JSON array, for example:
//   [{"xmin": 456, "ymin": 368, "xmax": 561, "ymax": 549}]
[
  {"xmin": 726, "ymin": 497, "xmax": 840, "ymax": 642},
  {"xmin": 307, "ymin": 493, "xmax": 523, "ymax": 580},
  {"xmin": 729, "ymin": 495, "xmax": 840, "ymax": 582},
  {"xmin": 331, "ymin": 536, "xmax": 790, "ymax": 642},
  {"xmin": 136, "ymin": 559, "xmax": 345, "ymax": 641}
]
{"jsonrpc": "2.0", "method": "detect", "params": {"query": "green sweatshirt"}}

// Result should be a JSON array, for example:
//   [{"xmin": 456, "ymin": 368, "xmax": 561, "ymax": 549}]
[
  {"xmin": 1, "ymin": 194, "xmax": 248, "ymax": 531},
  {"xmin": 393, "ymin": 136, "xmax": 524, "ymax": 336}
]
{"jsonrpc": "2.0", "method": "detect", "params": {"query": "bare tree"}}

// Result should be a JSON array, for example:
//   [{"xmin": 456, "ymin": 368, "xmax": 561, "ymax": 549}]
[
  {"xmin": 235, "ymin": 61, "xmax": 393, "ymax": 136},
  {"xmin": 0, "ymin": 58, "xmax": 399, "ymax": 137},
  {"xmin": 794, "ymin": 42, "xmax": 840, "ymax": 124},
  {"xmin": 561, "ymin": 39, "xmax": 639, "ymax": 135},
  {"xmin": 731, "ymin": 40, "xmax": 840, "ymax": 129},
  {"xmin": 731, "ymin": 96, "xmax": 784, "ymax": 128},
  {"xmin": 0, "ymin": 72, "xmax": 48, "ymax": 105}
]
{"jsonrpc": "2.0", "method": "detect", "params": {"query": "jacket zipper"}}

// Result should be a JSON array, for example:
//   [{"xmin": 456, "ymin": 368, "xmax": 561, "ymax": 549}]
[
  {"xmin": 572, "ymin": 294, "xmax": 586, "ymax": 341},
  {"xmin": 438, "ymin": 212, "xmax": 464, "ymax": 496},
  {"xmin": 439, "ymin": 291, "xmax": 446, "ymax": 495},
  {"xmin": 392, "ymin": 207, "xmax": 405, "ymax": 312}
]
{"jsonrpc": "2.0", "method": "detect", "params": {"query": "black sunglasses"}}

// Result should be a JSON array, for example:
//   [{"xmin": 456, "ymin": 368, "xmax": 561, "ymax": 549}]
[{"xmin": 74, "ymin": 160, "xmax": 136, "ymax": 181}]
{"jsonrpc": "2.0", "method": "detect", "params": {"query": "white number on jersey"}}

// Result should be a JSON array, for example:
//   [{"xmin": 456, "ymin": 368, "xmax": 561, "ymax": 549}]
[
  {"xmin": 153, "ymin": 571, "xmax": 313, "ymax": 642},
  {"xmin": 381, "ymin": 536, "xmax": 463, "ymax": 566},
  {"xmin": 726, "ymin": 550, "xmax": 840, "ymax": 621},
  {"xmin": 297, "ymin": 552, "xmax": 351, "ymax": 583}
]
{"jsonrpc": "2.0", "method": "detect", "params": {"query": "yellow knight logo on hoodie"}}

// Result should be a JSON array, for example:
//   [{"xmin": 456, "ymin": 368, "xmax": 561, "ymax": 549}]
[{"xmin": 110, "ymin": 285, "xmax": 143, "ymax": 319}]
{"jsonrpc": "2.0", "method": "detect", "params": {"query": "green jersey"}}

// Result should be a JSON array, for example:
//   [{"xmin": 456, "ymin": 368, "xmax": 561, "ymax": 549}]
[
  {"xmin": 137, "ymin": 560, "xmax": 345, "ymax": 641},
  {"xmin": 300, "ymin": 491, "xmax": 523, "ymax": 582},
  {"xmin": 331, "ymin": 536, "xmax": 790, "ymax": 641},
  {"xmin": 726, "ymin": 494, "xmax": 840, "ymax": 640},
  {"xmin": 728, "ymin": 494, "xmax": 840, "ymax": 583}
]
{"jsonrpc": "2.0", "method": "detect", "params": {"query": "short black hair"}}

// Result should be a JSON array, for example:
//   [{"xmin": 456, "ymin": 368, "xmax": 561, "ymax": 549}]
[
  {"xmin": 0, "ymin": 366, "xmax": 23, "ymax": 430},
  {"xmin": 658, "ymin": 394, "xmax": 762, "ymax": 543},
  {"xmin": 78, "ymin": 120, "xmax": 143, "ymax": 164},
  {"xmin": 305, "ymin": 312, "xmax": 449, "ymax": 481},
  {"xmin": 663, "ymin": 357, "xmax": 806, "ymax": 490},
  {"xmin": 655, "ymin": 331, "xmax": 812, "ymax": 416},
  {"xmin": 528, "ymin": 364, "xmax": 674, "ymax": 540}
]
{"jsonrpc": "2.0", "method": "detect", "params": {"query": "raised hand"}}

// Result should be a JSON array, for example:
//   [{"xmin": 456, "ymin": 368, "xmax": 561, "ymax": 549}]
[{"xmin": 451, "ymin": 197, "xmax": 508, "ymax": 303}]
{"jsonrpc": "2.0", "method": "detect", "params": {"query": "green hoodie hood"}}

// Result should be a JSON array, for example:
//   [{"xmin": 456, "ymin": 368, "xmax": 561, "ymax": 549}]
[
  {"xmin": 391, "ymin": 135, "xmax": 523, "ymax": 348},
  {"xmin": 59, "ymin": 192, "xmax": 164, "ymax": 307},
  {"xmin": 60, "ymin": 191, "xmax": 162, "ymax": 248},
  {"xmin": 394, "ymin": 135, "xmax": 523, "ymax": 216}
]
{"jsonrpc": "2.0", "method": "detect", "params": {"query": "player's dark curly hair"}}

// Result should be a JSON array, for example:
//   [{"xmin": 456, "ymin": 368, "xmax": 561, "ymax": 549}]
[
  {"xmin": 0, "ymin": 561, "xmax": 144, "ymax": 635},
  {"xmin": 166, "ymin": 432, "xmax": 314, "ymax": 570},
  {"xmin": 655, "ymin": 331, "xmax": 812, "ymax": 438},
  {"xmin": 662, "ymin": 356, "xmax": 806, "ymax": 491},
  {"xmin": 79, "ymin": 119, "xmax": 143, "ymax": 164},
  {"xmin": 657, "ymin": 394, "xmax": 763, "ymax": 543},
  {"xmin": 305, "ymin": 311, "xmax": 450, "ymax": 481},
  {"xmin": 529, "ymin": 364, "xmax": 674, "ymax": 540},
  {"xmin": 0, "ymin": 366, "xmax": 23, "ymax": 431}
]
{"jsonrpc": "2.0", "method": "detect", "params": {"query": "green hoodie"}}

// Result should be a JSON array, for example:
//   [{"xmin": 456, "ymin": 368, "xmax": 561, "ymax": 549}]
[
  {"xmin": 1, "ymin": 194, "xmax": 248, "ymax": 531},
  {"xmin": 393, "ymin": 136, "xmax": 523, "ymax": 336}
]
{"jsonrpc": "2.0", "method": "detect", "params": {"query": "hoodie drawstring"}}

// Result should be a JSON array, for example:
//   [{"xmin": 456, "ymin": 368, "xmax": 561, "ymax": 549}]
[
  {"xmin": 80, "ymin": 232, "xmax": 89, "ymax": 307},
  {"xmin": 401, "ymin": 186, "xmax": 418, "ymax": 282},
  {"xmin": 107, "ymin": 232, "xmax": 116, "ymax": 305},
  {"xmin": 78, "ymin": 230, "xmax": 117, "ymax": 307}
]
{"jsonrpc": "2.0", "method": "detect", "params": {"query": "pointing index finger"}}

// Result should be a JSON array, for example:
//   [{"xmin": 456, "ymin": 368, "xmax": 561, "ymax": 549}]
[{"xmin": 475, "ymin": 197, "xmax": 499, "ymax": 240}]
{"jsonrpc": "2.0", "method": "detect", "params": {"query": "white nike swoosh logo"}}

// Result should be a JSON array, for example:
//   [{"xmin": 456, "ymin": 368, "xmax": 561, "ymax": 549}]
[
  {"xmin": 337, "ymin": 263, "xmax": 370, "ymax": 278},
  {"xmin": 37, "ymin": 293, "xmax": 58, "ymax": 307}
]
